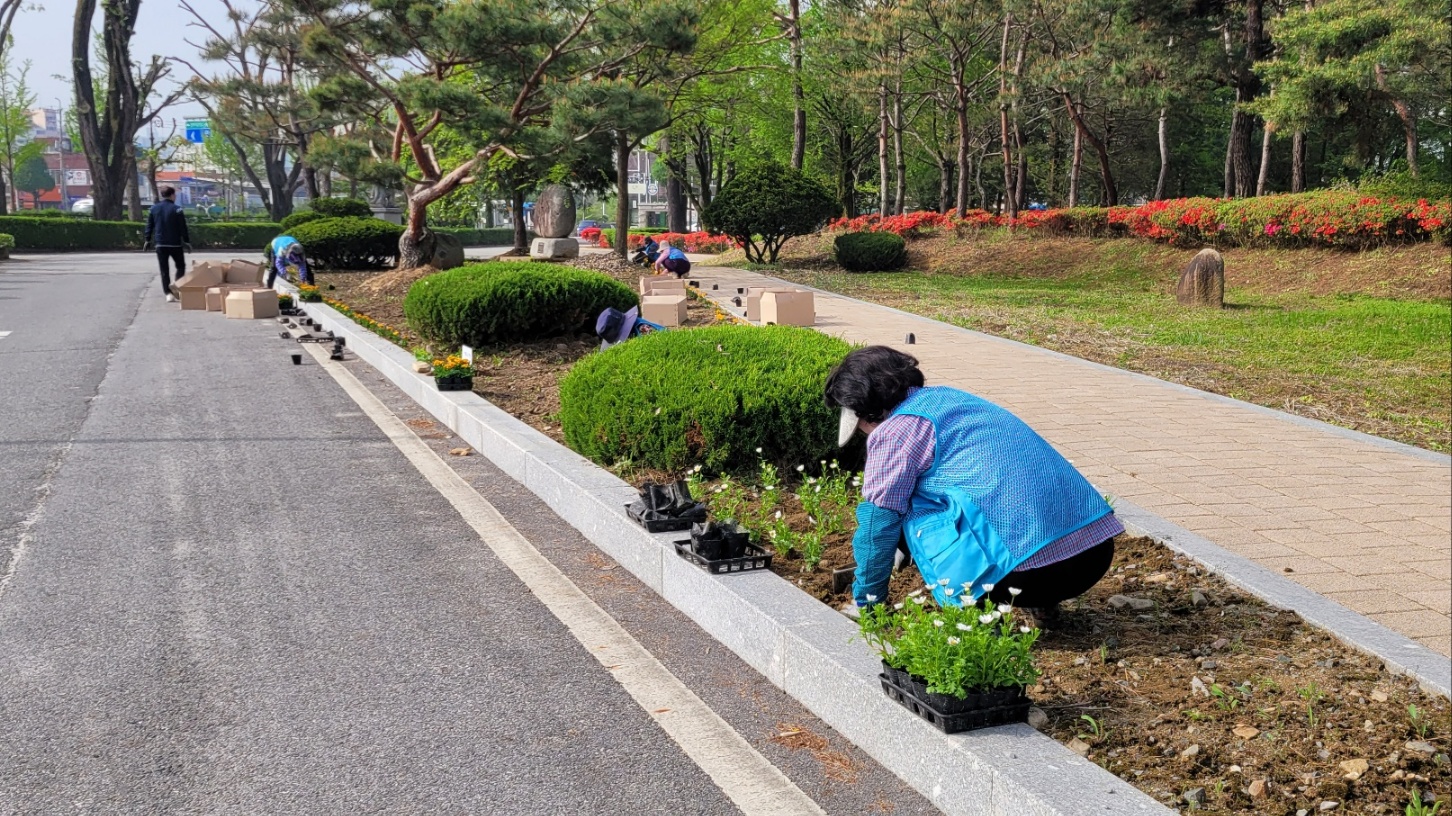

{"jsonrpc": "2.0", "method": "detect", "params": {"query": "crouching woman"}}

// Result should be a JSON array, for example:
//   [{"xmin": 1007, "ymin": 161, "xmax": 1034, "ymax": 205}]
[{"xmin": 825, "ymin": 346, "xmax": 1121, "ymax": 622}]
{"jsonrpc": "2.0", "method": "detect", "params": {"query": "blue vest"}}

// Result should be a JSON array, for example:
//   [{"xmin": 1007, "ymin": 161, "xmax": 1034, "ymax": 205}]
[{"xmin": 893, "ymin": 387, "xmax": 1111, "ymax": 605}]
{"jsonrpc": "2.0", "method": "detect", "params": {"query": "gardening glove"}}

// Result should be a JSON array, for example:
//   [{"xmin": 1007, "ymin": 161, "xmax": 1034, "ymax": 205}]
[{"xmin": 852, "ymin": 500, "xmax": 906, "ymax": 609}]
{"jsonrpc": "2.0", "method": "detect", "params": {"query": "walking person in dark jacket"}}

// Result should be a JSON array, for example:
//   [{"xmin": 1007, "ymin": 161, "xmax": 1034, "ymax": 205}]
[{"xmin": 144, "ymin": 186, "xmax": 191, "ymax": 302}]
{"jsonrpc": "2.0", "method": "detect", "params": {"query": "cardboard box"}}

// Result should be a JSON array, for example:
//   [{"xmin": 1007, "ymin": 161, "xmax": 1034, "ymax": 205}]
[
  {"xmin": 640, "ymin": 275, "xmax": 687, "ymax": 296},
  {"xmin": 746, "ymin": 287, "xmax": 796, "ymax": 322},
  {"xmin": 172, "ymin": 262, "xmax": 225, "ymax": 307},
  {"xmin": 640, "ymin": 294, "xmax": 688, "ymax": 327},
  {"xmin": 224, "ymin": 259, "xmax": 264, "ymax": 286},
  {"xmin": 204, "ymin": 286, "xmax": 230, "ymax": 312},
  {"xmin": 224, "ymin": 288, "xmax": 281, "ymax": 319},
  {"xmin": 760, "ymin": 291, "xmax": 815, "ymax": 327}
]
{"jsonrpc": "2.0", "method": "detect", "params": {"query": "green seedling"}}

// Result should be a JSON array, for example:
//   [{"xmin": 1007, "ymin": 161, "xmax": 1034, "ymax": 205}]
[
  {"xmin": 1077, "ymin": 714, "xmax": 1106, "ymax": 742},
  {"xmin": 1298, "ymin": 683, "xmax": 1325, "ymax": 728},
  {"xmin": 1406, "ymin": 789, "xmax": 1443, "ymax": 816},
  {"xmin": 1184, "ymin": 708, "xmax": 1208, "ymax": 723},
  {"xmin": 1099, "ymin": 642, "xmax": 1110, "ymax": 665},
  {"xmin": 1210, "ymin": 684, "xmax": 1240, "ymax": 711},
  {"xmin": 1408, "ymin": 704, "xmax": 1433, "ymax": 740},
  {"xmin": 798, "ymin": 528, "xmax": 825, "ymax": 572}
]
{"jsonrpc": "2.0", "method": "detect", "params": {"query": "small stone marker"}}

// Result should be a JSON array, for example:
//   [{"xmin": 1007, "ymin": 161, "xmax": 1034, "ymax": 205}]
[
  {"xmin": 1176, "ymin": 247, "xmax": 1225, "ymax": 308},
  {"xmin": 905, "ymin": 332, "xmax": 915, "ymax": 344}
]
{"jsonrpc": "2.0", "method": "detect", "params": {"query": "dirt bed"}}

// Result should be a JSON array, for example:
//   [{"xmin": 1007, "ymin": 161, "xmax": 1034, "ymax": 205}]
[{"xmin": 321, "ymin": 266, "xmax": 1450, "ymax": 815}]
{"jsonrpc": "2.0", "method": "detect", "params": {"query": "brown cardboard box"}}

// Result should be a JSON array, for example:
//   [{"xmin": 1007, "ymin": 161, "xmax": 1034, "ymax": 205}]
[
  {"xmin": 745, "ymin": 287, "xmax": 795, "ymax": 322},
  {"xmin": 640, "ymin": 275, "xmax": 687, "ymax": 296},
  {"xmin": 760, "ymin": 291, "xmax": 815, "ymax": 327},
  {"xmin": 640, "ymin": 294, "xmax": 688, "ymax": 327},
  {"xmin": 204, "ymin": 286, "xmax": 230, "ymax": 312},
  {"xmin": 224, "ymin": 288, "xmax": 281, "ymax": 319},
  {"xmin": 225, "ymin": 259, "xmax": 264, "ymax": 286},
  {"xmin": 172, "ymin": 262, "xmax": 225, "ymax": 307}
]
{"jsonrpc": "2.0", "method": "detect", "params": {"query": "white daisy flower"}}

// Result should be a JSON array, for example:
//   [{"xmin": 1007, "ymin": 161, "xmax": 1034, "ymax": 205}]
[
  {"xmin": 956, "ymin": 622, "xmax": 972, "ymax": 632},
  {"xmin": 909, "ymin": 588, "xmax": 924, "ymax": 598},
  {"xmin": 981, "ymin": 582, "xmax": 996, "ymax": 593},
  {"xmin": 1008, "ymin": 587, "xmax": 1023, "ymax": 597},
  {"xmin": 866, "ymin": 594, "xmax": 878, "ymax": 602},
  {"xmin": 998, "ymin": 604, "xmax": 1013, "ymax": 615},
  {"xmin": 894, "ymin": 602, "xmax": 905, "ymax": 610},
  {"xmin": 944, "ymin": 587, "xmax": 955, "ymax": 596},
  {"xmin": 932, "ymin": 619, "xmax": 944, "ymax": 627},
  {"xmin": 937, "ymin": 578, "xmax": 950, "ymax": 586},
  {"xmin": 978, "ymin": 614, "xmax": 994, "ymax": 624},
  {"xmin": 947, "ymin": 636, "xmax": 960, "ymax": 645},
  {"xmin": 912, "ymin": 596, "xmax": 927, "ymax": 605},
  {"xmin": 1019, "ymin": 625, "xmax": 1032, "ymax": 633},
  {"xmin": 796, "ymin": 464, "xmax": 805, "ymax": 472}
]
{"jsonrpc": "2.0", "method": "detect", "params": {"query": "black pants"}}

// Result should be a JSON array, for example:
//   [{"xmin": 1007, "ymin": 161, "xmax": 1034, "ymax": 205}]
[
  {"xmin": 986, "ymin": 538, "xmax": 1116, "ymax": 608},
  {"xmin": 156, "ymin": 246, "xmax": 185, "ymax": 295}
]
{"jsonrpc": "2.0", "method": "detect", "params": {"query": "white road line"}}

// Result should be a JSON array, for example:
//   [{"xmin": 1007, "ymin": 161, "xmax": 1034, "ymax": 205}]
[
  {"xmin": 0, "ymin": 331, "xmax": 11, "ymax": 339},
  {"xmin": 304, "ymin": 344, "xmax": 826, "ymax": 816}
]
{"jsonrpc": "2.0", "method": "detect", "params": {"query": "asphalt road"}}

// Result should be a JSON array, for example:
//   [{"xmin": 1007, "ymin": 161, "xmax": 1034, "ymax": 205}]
[{"xmin": 0, "ymin": 252, "xmax": 937, "ymax": 815}]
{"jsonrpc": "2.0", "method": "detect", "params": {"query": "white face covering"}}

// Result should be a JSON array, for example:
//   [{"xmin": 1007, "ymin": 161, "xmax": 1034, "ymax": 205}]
[{"xmin": 838, "ymin": 407, "xmax": 860, "ymax": 447}]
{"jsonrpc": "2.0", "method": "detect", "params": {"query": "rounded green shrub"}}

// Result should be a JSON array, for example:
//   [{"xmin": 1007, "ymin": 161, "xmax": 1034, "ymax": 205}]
[
  {"xmin": 308, "ymin": 197, "xmax": 374, "ymax": 219},
  {"xmin": 403, "ymin": 262, "xmax": 638, "ymax": 347},
  {"xmin": 560, "ymin": 325, "xmax": 852, "ymax": 474},
  {"xmin": 702, "ymin": 162, "xmax": 838, "ymax": 264},
  {"xmin": 279, "ymin": 210, "xmax": 327, "ymax": 232},
  {"xmin": 834, "ymin": 231, "xmax": 908, "ymax": 272},
  {"xmin": 288, "ymin": 217, "xmax": 403, "ymax": 269}
]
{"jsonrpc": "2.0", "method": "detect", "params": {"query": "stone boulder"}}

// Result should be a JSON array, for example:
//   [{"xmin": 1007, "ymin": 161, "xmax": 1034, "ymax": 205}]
[
  {"xmin": 431, "ymin": 233, "xmax": 464, "ymax": 270},
  {"xmin": 1176, "ymin": 248, "xmax": 1224, "ymax": 308},
  {"xmin": 532, "ymin": 185, "xmax": 577, "ymax": 239}
]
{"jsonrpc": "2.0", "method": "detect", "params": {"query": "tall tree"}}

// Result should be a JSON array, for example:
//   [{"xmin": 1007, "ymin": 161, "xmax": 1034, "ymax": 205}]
[
  {"xmin": 287, "ymin": 0, "xmax": 698, "ymax": 267},
  {"xmin": 71, "ymin": 0, "xmax": 184, "ymax": 220},
  {"xmin": 181, "ymin": 0, "xmax": 326, "ymax": 220},
  {"xmin": 14, "ymin": 141, "xmax": 53, "ymax": 207},
  {"xmin": 0, "ymin": 47, "xmax": 35, "ymax": 213}
]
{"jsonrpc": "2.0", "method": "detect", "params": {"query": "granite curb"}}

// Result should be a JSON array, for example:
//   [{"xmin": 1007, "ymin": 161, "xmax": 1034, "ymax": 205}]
[{"xmin": 277, "ymin": 284, "xmax": 1168, "ymax": 816}]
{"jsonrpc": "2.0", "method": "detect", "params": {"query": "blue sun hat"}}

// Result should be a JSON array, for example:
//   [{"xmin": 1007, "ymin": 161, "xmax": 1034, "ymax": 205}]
[{"xmin": 596, "ymin": 306, "xmax": 639, "ymax": 349}]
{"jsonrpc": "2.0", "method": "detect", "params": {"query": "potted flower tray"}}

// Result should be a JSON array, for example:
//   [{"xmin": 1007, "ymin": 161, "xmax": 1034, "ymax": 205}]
[
  {"xmin": 877, "ymin": 666, "xmax": 1030, "ymax": 734},
  {"xmin": 624, "ymin": 504, "xmax": 695, "ymax": 533},
  {"xmin": 434, "ymin": 375, "xmax": 473, "ymax": 392},
  {"xmin": 672, "ymin": 539, "xmax": 773, "ymax": 575}
]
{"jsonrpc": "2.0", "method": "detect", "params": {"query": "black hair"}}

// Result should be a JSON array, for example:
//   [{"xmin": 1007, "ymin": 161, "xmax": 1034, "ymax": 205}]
[
  {"xmin": 160, "ymin": 186, "xmax": 176, "ymax": 199},
  {"xmin": 823, "ymin": 346, "xmax": 924, "ymax": 422}
]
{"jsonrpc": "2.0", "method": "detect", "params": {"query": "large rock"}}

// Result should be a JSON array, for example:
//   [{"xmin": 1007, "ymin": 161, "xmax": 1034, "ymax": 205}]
[
  {"xmin": 532, "ymin": 185, "xmax": 577, "ymax": 239},
  {"xmin": 431, "ymin": 232, "xmax": 464, "ymax": 269},
  {"xmin": 530, "ymin": 237, "xmax": 580, "ymax": 261},
  {"xmin": 1176, "ymin": 247, "xmax": 1225, "ymax": 308}
]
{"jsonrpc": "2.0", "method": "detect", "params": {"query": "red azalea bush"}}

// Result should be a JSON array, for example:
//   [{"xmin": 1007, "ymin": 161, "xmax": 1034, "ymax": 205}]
[
  {"xmin": 579, "ymin": 226, "xmax": 601, "ymax": 243},
  {"xmin": 598, "ymin": 229, "xmax": 737, "ymax": 253},
  {"xmin": 825, "ymin": 192, "xmax": 1450, "ymax": 250}
]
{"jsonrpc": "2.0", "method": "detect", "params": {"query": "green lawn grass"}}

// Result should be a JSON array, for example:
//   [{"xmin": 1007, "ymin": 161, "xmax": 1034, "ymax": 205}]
[{"xmin": 770, "ymin": 249, "xmax": 1451, "ymax": 452}]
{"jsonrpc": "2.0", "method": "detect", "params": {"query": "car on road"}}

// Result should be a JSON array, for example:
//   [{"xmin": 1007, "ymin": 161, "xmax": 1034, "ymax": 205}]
[
  {"xmin": 576, "ymin": 219, "xmax": 611, "ymax": 236},
  {"xmin": 70, "ymin": 198, "xmax": 95, "ymax": 215}
]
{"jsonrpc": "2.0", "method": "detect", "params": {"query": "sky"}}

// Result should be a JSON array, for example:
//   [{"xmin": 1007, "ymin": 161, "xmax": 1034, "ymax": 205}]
[{"xmin": 11, "ymin": 0, "xmax": 234, "ymax": 126}]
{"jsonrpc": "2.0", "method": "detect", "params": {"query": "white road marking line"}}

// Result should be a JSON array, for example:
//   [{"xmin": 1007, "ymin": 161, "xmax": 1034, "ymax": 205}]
[
  {"xmin": 305, "ymin": 344, "xmax": 825, "ymax": 816},
  {"xmin": 0, "ymin": 331, "xmax": 11, "ymax": 339}
]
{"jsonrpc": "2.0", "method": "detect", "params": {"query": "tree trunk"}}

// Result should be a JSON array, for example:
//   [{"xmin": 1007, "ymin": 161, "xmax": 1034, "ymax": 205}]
[
  {"xmin": 892, "ymin": 80, "xmax": 905, "ymax": 215},
  {"xmin": 399, "ymin": 195, "xmax": 428, "ymax": 268},
  {"xmin": 1063, "ymin": 94, "xmax": 1116, "ymax": 205},
  {"xmin": 954, "ymin": 72, "xmax": 971, "ymax": 217},
  {"xmin": 485, "ymin": 198, "xmax": 495, "ymax": 228},
  {"xmin": 1068, "ymin": 109, "xmax": 1082, "ymax": 208},
  {"xmin": 937, "ymin": 155, "xmax": 952, "ymax": 214},
  {"xmin": 997, "ymin": 14, "xmax": 1016, "ymax": 220},
  {"xmin": 127, "ymin": 162, "xmax": 142, "ymax": 220},
  {"xmin": 1375, "ymin": 64, "xmax": 1419, "ymax": 178},
  {"xmin": 1290, "ymin": 129, "xmax": 1306, "ymax": 192},
  {"xmin": 1154, "ymin": 106, "xmax": 1169, "ymax": 200},
  {"xmin": 303, "ymin": 164, "xmax": 321, "ymax": 200},
  {"xmin": 1256, "ymin": 122, "xmax": 1274, "ymax": 196},
  {"xmin": 877, "ymin": 82, "xmax": 889, "ymax": 216},
  {"xmin": 666, "ymin": 172, "xmax": 687, "ymax": 233},
  {"xmin": 511, "ymin": 185, "xmax": 527, "ymax": 252},
  {"xmin": 614, "ymin": 132, "xmax": 631, "ymax": 258},
  {"xmin": 1230, "ymin": 0, "xmax": 1265, "ymax": 197},
  {"xmin": 789, "ymin": 0, "xmax": 805, "ymax": 171}
]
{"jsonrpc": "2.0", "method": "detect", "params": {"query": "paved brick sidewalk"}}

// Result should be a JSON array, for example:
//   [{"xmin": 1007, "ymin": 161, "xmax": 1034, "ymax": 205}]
[{"xmin": 688, "ymin": 264, "xmax": 1452, "ymax": 657}]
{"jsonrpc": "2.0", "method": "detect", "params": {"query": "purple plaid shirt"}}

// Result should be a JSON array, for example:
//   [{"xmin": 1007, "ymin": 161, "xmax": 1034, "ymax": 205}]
[{"xmin": 863, "ymin": 409, "xmax": 1121, "ymax": 570}]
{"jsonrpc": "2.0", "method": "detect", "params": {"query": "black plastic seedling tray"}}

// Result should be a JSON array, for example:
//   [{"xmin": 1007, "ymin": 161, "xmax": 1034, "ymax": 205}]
[
  {"xmin": 624, "ymin": 504, "xmax": 696, "ymax": 533},
  {"xmin": 878, "ymin": 673, "xmax": 1030, "ymax": 734},
  {"xmin": 673, "ymin": 539, "xmax": 773, "ymax": 575}
]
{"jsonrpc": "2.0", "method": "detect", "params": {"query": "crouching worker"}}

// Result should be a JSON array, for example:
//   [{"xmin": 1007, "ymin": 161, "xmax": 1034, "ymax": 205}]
[
  {"xmin": 826, "ymin": 346, "xmax": 1122, "ymax": 625},
  {"xmin": 267, "ymin": 235, "xmax": 313, "ymax": 286},
  {"xmin": 654, "ymin": 243, "xmax": 691, "ymax": 278},
  {"xmin": 631, "ymin": 235, "xmax": 662, "ymax": 267}
]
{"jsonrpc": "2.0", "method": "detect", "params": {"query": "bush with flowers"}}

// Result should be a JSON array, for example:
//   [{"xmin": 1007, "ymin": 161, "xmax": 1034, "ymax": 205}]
[
  {"xmin": 297, "ymin": 283, "xmax": 322, "ymax": 302},
  {"xmin": 579, "ymin": 226, "xmax": 602, "ymax": 243},
  {"xmin": 598, "ymin": 229, "xmax": 737, "ymax": 254},
  {"xmin": 429, "ymin": 354, "xmax": 473, "ymax": 379},
  {"xmin": 324, "ymin": 297, "xmax": 407, "ymax": 346},
  {"xmin": 822, "ymin": 192, "xmax": 1450, "ymax": 250},
  {"xmin": 859, "ymin": 583, "xmax": 1040, "ymax": 698}
]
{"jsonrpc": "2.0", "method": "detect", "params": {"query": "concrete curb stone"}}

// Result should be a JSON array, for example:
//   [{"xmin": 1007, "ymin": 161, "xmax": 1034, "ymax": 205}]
[{"xmin": 279, "ymin": 283, "xmax": 1168, "ymax": 816}]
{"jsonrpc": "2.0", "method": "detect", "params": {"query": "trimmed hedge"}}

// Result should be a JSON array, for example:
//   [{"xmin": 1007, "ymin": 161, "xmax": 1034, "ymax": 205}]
[
  {"xmin": 437, "ymin": 227, "xmax": 528, "ymax": 246},
  {"xmin": 703, "ymin": 162, "xmax": 838, "ymax": 264},
  {"xmin": 309, "ymin": 197, "xmax": 373, "ymax": 219},
  {"xmin": 0, "ymin": 216, "xmax": 279, "ymax": 250},
  {"xmin": 834, "ymin": 231, "xmax": 907, "ymax": 272},
  {"xmin": 560, "ymin": 324, "xmax": 852, "ymax": 474},
  {"xmin": 287, "ymin": 217, "xmax": 402, "ymax": 269},
  {"xmin": 279, "ymin": 210, "xmax": 327, "ymax": 232},
  {"xmin": 192, "ymin": 222, "xmax": 284, "ymax": 249},
  {"xmin": 403, "ymin": 261, "xmax": 638, "ymax": 347}
]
